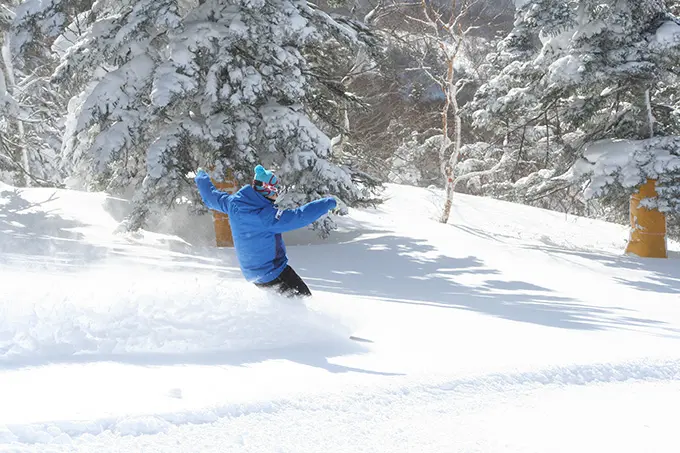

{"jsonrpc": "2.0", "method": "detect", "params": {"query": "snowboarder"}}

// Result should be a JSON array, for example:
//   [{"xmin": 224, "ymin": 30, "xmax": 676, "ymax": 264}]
[{"xmin": 194, "ymin": 165, "xmax": 337, "ymax": 298}]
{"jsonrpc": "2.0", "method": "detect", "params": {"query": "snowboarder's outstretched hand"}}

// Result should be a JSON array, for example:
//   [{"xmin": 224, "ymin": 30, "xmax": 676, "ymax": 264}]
[
  {"xmin": 186, "ymin": 167, "xmax": 208, "ymax": 179},
  {"xmin": 326, "ymin": 197, "xmax": 346, "ymax": 215}
]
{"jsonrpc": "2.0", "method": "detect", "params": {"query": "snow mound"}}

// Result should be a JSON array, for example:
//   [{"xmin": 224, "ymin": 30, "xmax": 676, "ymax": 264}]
[{"xmin": 0, "ymin": 265, "xmax": 351, "ymax": 366}]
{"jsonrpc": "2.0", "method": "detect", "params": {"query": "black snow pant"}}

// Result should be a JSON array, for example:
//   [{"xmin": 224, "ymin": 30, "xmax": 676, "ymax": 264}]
[{"xmin": 254, "ymin": 265, "xmax": 312, "ymax": 298}]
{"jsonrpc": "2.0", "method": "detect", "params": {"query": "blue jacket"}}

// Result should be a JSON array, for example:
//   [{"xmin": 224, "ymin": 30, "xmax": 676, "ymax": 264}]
[{"xmin": 195, "ymin": 171, "xmax": 337, "ymax": 283}]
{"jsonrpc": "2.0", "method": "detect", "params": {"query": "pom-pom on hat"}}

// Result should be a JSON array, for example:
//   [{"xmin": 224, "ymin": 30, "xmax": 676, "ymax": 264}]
[{"xmin": 252, "ymin": 164, "xmax": 280, "ymax": 198}]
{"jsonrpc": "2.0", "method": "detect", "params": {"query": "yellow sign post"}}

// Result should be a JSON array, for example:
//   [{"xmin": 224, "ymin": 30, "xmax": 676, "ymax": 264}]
[
  {"xmin": 210, "ymin": 169, "xmax": 239, "ymax": 247},
  {"xmin": 624, "ymin": 179, "xmax": 667, "ymax": 258}
]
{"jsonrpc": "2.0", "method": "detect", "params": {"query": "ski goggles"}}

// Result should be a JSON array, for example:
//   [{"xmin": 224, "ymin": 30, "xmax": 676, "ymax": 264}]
[{"xmin": 253, "ymin": 180, "xmax": 283, "ymax": 194}]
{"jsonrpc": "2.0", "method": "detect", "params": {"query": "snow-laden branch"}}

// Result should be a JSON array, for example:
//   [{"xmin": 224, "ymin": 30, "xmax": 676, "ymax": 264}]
[{"xmin": 570, "ymin": 137, "xmax": 680, "ymax": 200}]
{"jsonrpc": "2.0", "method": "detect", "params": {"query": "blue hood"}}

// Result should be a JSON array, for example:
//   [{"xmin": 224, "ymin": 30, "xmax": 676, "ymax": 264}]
[{"xmin": 231, "ymin": 184, "xmax": 274, "ymax": 210}]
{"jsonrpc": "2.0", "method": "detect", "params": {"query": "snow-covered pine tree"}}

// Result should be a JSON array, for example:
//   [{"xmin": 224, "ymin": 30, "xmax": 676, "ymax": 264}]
[
  {"xmin": 388, "ymin": 129, "xmax": 443, "ymax": 187},
  {"xmin": 45, "ymin": 0, "xmax": 377, "ymax": 234},
  {"xmin": 290, "ymin": 14, "xmax": 383, "ymax": 219},
  {"xmin": 8, "ymin": 0, "xmax": 94, "ymax": 72},
  {"xmin": 470, "ymin": 0, "xmax": 680, "ymax": 232},
  {"xmin": 1, "ymin": 4, "xmax": 19, "ymax": 183},
  {"xmin": 462, "ymin": 0, "xmax": 583, "ymax": 212},
  {"xmin": 2, "ymin": 0, "xmax": 68, "ymax": 187}
]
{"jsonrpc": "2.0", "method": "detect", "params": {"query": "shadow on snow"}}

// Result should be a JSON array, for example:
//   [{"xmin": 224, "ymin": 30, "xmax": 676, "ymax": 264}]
[
  {"xmin": 0, "ymin": 187, "xmax": 242, "ymax": 276},
  {"xmin": 0, "ymin": 187, "xmax": 109, "ymax": 267},
  {"xmin": 531, "ymin": 236, "xmax": 680, "ymax": 296},
  {"xmin": 294, "ymin": 231, "xmax": 672, "ymax": 333},
  {"xmin": 0, "ymin": 339, "xmax": 400, "ymax": 376}
]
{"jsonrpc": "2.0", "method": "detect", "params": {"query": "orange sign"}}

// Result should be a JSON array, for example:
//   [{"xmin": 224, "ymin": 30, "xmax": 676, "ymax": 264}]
[
  {"xmin": 210, "ymin": 171, "xmax": 239, "ymax": 247},
  {"xmin": 625, "ymin": 179, "xmax": 667, "ymax": 258}
]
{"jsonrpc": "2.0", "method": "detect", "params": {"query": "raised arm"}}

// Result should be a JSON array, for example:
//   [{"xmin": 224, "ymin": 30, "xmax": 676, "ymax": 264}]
[
  {"xmin": 261, "ymin": 198, "xmax": 337, "ymax": 233},
  {"xmin": 194, "ymin": 169, "xmax": 232, "ymax": 214}
]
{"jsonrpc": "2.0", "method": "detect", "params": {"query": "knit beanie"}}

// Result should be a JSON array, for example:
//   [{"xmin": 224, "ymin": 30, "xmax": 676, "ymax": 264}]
[{"xmin": 252, "ymin": 164, "xmax": 280, "ymax": 198}]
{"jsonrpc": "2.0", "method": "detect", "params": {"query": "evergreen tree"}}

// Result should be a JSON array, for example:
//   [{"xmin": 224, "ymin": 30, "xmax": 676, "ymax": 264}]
[
  {"xmin": 2, "ymin": 0, "xmax": 68, "ymax": 187},
  {"xmin": 470, "ymin": 0, "xmax": 680, "ymax": 229},
  {"xmin": 16, "ymin": 0, "xmax": 377, "ymax": 234},
  {"xmin": 1, "ymin": 5, "xmax": 20, "ymax": 182}
]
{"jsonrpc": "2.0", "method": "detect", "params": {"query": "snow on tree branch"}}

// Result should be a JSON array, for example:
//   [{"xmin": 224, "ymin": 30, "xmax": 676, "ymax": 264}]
[
  {"xmin": 47, "ymin": 0, "xmax": 377, "ymax": 234},
  {"xmin": 571, "ymin": 137, "xmax": 680, "ymax": 206}
]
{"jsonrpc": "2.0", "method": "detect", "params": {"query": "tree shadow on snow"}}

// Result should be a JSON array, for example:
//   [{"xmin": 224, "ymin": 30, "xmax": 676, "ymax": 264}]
[
  {"xmin": 292, "ymin": 232, "xmax": 670, "ymax": 332},
  {"xmin": 452, "ymin": 223, "xmax": 680, "ymax": 296},
  {"xmin": 528, "ymin": 238, "xmax": 680, "ymax": 296},
  {"xmin": 0, "ymin": 188, "xmax": 243, "ymax": 277},
  {"xmin": 0, "ymin": 340, "xmax": 402, "ymax": 376},
  {"xmin": 0, "ymin": 188, "xmax": 109, "ymax": 267}
]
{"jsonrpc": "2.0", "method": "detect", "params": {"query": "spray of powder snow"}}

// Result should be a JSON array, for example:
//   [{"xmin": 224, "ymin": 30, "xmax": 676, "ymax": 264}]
[{"xmin": 0, "ymin": 265, "xmax": 353, "ymax": 364}]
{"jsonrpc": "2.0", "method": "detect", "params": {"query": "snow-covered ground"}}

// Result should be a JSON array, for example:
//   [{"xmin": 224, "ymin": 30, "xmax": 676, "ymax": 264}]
[{"xmin": 1, "ymin": 181, "xmax": 679, "ymax": 452}]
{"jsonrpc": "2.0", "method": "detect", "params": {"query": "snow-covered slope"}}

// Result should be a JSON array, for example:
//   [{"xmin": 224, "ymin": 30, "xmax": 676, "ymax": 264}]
[{"xmin": 1, "ymin": 182, "xmax": 679, "ymax": 452}]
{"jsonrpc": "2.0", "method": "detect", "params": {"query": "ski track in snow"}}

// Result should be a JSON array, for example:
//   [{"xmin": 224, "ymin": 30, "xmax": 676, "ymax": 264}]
[{"xmin": 2, "ymin": 357, "xmax": 679, "ymax": 447}]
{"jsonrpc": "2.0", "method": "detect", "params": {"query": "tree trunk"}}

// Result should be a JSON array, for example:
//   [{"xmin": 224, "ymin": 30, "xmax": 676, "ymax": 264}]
[
  {"xmin": 439, "ymin": 55, "xmax": 461, "ymax": 224},
  {"xmin": 1, "ymin": 32, "xmax": 29, "ymax": 186},
  {"xmin": 645, "ymin": 88, "xmax": 654, "ymax": 139}
]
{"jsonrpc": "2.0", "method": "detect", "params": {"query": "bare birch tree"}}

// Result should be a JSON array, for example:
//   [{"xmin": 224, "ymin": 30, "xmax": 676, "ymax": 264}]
[{"xmin": 406, "ymin": 0, "xmax": 481, "ymax": 223}]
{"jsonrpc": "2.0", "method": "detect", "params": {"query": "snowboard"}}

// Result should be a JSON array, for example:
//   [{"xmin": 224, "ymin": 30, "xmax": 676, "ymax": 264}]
[{"xmin": 349, "ymin": 335, "xmax": 373, "ymax": 343}]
